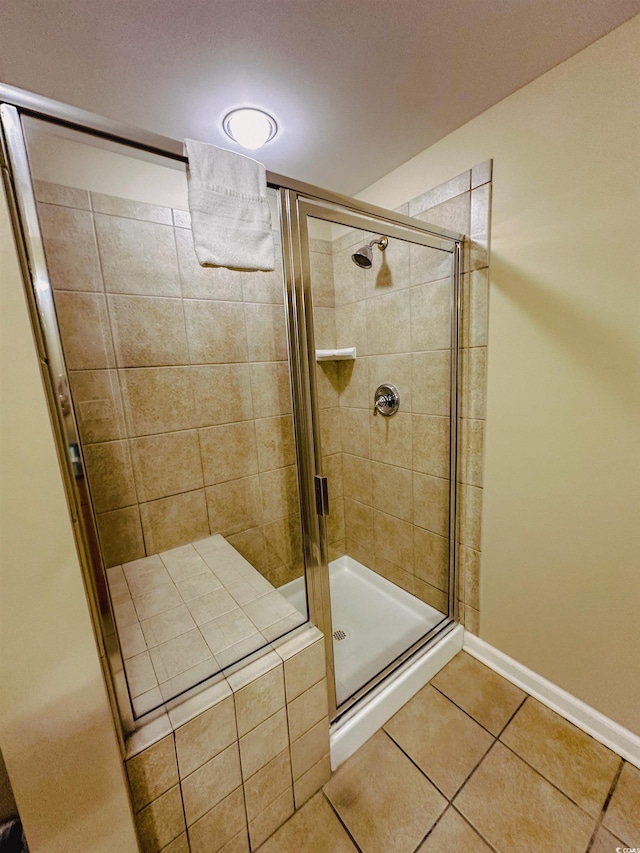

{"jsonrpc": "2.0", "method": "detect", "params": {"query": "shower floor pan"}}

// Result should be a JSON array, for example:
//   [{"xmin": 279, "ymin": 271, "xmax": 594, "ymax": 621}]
[{"xmin": 280, "ymin": 555, "xmax": 446, "ymax": 706}]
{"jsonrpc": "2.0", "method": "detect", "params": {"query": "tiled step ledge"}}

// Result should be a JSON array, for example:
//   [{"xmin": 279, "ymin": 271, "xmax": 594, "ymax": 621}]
[
  {"xmin": 463, "ymin": 633, "xmax": 640, "ymax": 770},
  {"xmin": 110, "ymin": 534, "xmax": 307, "ymax": 717},
  {"xmin": 124, "ymin": 593, "xmax": 329, "ymax": 852}
]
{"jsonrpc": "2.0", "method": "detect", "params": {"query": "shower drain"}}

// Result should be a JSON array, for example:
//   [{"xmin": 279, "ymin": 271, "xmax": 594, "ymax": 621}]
[{"xmin": 333, "ymin": 628, "xmax": 349, "ymax": 641}]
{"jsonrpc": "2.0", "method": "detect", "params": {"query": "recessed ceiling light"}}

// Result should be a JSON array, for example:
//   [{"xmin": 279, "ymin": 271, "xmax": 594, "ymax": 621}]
[{"xmin": 222, "ymin": 108, "xmax": 278, "ymax": 150}]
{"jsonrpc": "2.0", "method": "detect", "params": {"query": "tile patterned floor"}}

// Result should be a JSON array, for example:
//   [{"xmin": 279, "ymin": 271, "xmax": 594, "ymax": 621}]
[
  {"xmin": 107, "ymin": 534, "xmax": 305, "ymax": 716},
  {"xmin": 257, "ymin": 651, "xmax": 640, "ymax": 853}
]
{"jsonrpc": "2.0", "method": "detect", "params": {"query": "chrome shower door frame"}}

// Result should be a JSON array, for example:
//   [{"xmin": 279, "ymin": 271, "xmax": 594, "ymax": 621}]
[
  {"xmin": 0, "ymin": 102, "xmax": 135, "ymax": 737},
  {"xmin": 280, "ymin": 189, "xmax": 338, "ymax": 715},
  {"xmin": 281, "ymin": 193, "xmax": 463, "ymax": 723}
]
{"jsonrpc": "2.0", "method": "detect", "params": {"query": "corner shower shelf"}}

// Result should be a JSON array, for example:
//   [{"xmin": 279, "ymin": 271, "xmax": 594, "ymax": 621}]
[{"xmin": 315, "ymin": 347, "xmax": 357, "ymax": 362}]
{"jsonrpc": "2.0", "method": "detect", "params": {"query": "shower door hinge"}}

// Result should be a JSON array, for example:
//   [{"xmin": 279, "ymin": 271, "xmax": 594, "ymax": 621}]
[{"xmin": 314, "ymin": 475, "xmax": 330, "ymax": 517}]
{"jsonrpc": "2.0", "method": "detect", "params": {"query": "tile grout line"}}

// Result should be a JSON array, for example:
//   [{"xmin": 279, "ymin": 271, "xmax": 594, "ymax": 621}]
[
  {"xmin": 377, "ymin": 723, "xmax": 500, "ymax": 853},
  {"xmin": 244, "ymin": 745, "xmax": 294, "ymax": 843},
  {"xmin": 447, "ymin": 732, "xmax": 499, "ymax": 803},
  {"xmin": 450, "ymin": 804, "xmax": 501, "ymax": 853},
  {"xmin": 409, "ymin": 804, "xmax": 449, "ymax": 853},
  {"xmin": 86, "ymin": 195, "xmax": 149, "ymax": 560},
  {"xmin": 127, "ymin": 732, "xmax": 187, "ymax": 853},
  {"xmin": 380, "ymin": 726, "xmax": 457, "ymax": 803},
  {"xmin": 438, "ymin": 649, "xmax": 555, "ymax": 839},
  {"xmin": 453, "ymin": 733, "xmax": 500, "ymax": 797},
  {"xmin": 584, "ymin": 757, "xmax": 624, "ymax": 852},
  {"xmin": 240, "ymin": 283, "xmax": 267, "ymax": 582},
  {"xmin": 448, "ymin": 739, "xmax": 507, "ymax": 851},
  {"xmin": 171, "ymin": 731, "xmax": 191, "ymax": 852},
  {"xmin": 236, "ymin": 728, "xmax": 253, "ymax": 853},
  {"xmin": 428, "ymin": 678, "xmax": 525, "ymax": 740},
  {"xmin": 409, "ymin": 800, "xmax": 502, "ymax": 853},
  {"xmin": 277, "ymin": 656, "xmax": 296, "ymax": 826},
  {"xmin": 496, "ymin": 692, "xmax": 529, "ymax": 738},
  {"xmin": 496, "ymin": 738, "xmax": 617, "ymax": 825},
  {"xmin": 320, "ymin": 790, "xmax": 365, "ymax": 853},
  {"xmin": 599, "ymin": 758, "xmax": 624, "ymax": 814},
  {"xmin": 486, "ymin": 663, "xmax": 628, "ymax": 809}
]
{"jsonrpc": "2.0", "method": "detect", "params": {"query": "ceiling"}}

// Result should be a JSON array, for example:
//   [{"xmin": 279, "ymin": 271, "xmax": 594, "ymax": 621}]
[{"xmin": 0, "ymin": 1, "xmax": 638, "ymax": 195}]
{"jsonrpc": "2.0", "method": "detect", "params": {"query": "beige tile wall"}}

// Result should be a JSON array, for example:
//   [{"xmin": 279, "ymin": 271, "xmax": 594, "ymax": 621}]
[
  {"xmin": 36, "ymin": 181, "xmax": 304, "ymax": 589},
  {"xmin": 40, "ymin": 165, "xmax": 489, "ymax": 631},
  {"xmin": 125, "ymin": 625, "xmax": 330, "ymax": 853},
  {"xmin": 457, "ymin": 161, "xmax": 491, "ymax": 632},
  {"xmin": 316, "ymin": 163, "xmax": 491, "ymax": 630}
]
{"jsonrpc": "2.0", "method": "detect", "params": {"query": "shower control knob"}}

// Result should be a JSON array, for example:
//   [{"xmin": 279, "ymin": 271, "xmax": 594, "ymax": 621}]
[{"xmin": 373, "ymin": 384, "xmax": 400, "ymax": 417}]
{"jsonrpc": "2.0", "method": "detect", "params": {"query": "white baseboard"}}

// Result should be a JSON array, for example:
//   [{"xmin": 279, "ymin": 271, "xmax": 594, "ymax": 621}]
[
  {"xmin": 330, "ymin": 623, "xmax": 464, "ymax": 769},
  {"xmin": 463, "ymin": 633, "xmax": 640, "ymax": 770}
]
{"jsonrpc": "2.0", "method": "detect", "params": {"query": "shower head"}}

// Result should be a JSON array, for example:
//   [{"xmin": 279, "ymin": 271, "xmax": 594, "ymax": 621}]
[{"xmin": 351, "ymin": 236, "xmax": 388, "ymax": 268}]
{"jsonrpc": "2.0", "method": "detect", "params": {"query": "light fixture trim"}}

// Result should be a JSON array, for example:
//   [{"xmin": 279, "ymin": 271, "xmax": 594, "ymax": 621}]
[{"xmin": 222, "ymin": 107, "xmax": 278, "ymax": 150}]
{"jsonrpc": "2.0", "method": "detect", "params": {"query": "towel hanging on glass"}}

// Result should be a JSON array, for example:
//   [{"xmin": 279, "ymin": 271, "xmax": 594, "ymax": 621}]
[{"xmin": 184, "ymin": 139, "xmax": 275, "ymax": 272}]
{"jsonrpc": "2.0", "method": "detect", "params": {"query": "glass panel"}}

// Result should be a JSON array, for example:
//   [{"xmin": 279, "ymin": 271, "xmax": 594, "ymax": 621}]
[
  {"xmin": 306, "ymin": 215, "xmax": 452, "ymax": 707},
  {"xmin": 21, "ymin": 116, "xmax": 307, "ymax": 717}
]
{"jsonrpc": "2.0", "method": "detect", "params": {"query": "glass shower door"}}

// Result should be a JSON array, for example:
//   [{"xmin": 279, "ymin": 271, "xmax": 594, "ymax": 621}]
[
  {"xmin": 3, "ymin": 108, "xmax": 310, "ymax": 726},
  {"xmin": 291, "ymin": 197, "xmax": 460, "ymax": 716}
]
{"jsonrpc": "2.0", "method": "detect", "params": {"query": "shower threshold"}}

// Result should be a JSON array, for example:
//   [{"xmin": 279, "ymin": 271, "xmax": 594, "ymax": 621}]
[{"xmin": 279, "ymin": 555, "xmax": 447, "ymax": 707}]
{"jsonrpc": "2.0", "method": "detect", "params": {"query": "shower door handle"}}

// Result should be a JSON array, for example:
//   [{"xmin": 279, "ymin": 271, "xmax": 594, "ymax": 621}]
[{"xmin": 314, "ymin": 475, "xmax": 330, "ymax": 517}]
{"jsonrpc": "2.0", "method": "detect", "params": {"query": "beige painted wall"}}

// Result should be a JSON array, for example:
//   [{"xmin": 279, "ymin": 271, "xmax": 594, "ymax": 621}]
[
  {"xmin": 359, "ymin": 16, "xmax": 640, "ymax": 734},
  {"xmin": 0, "ymin": 187, "xmax": 139, "ymax": 851}
]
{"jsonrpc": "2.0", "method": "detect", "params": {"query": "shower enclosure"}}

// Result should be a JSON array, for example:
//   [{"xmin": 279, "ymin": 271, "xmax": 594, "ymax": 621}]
[
  {"xmin": 282, "ymin": 196, "xmax": 461, "ymax": 719},
  {"xmin": 0, "ymin": 85, "xmax": 463, "ymax": 732}
]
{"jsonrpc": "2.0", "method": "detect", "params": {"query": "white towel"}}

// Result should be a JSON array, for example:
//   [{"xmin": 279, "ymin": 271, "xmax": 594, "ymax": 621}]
[{"xmin": 184, "ymin": 139, "xmax": 275, "ymax": 271}]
